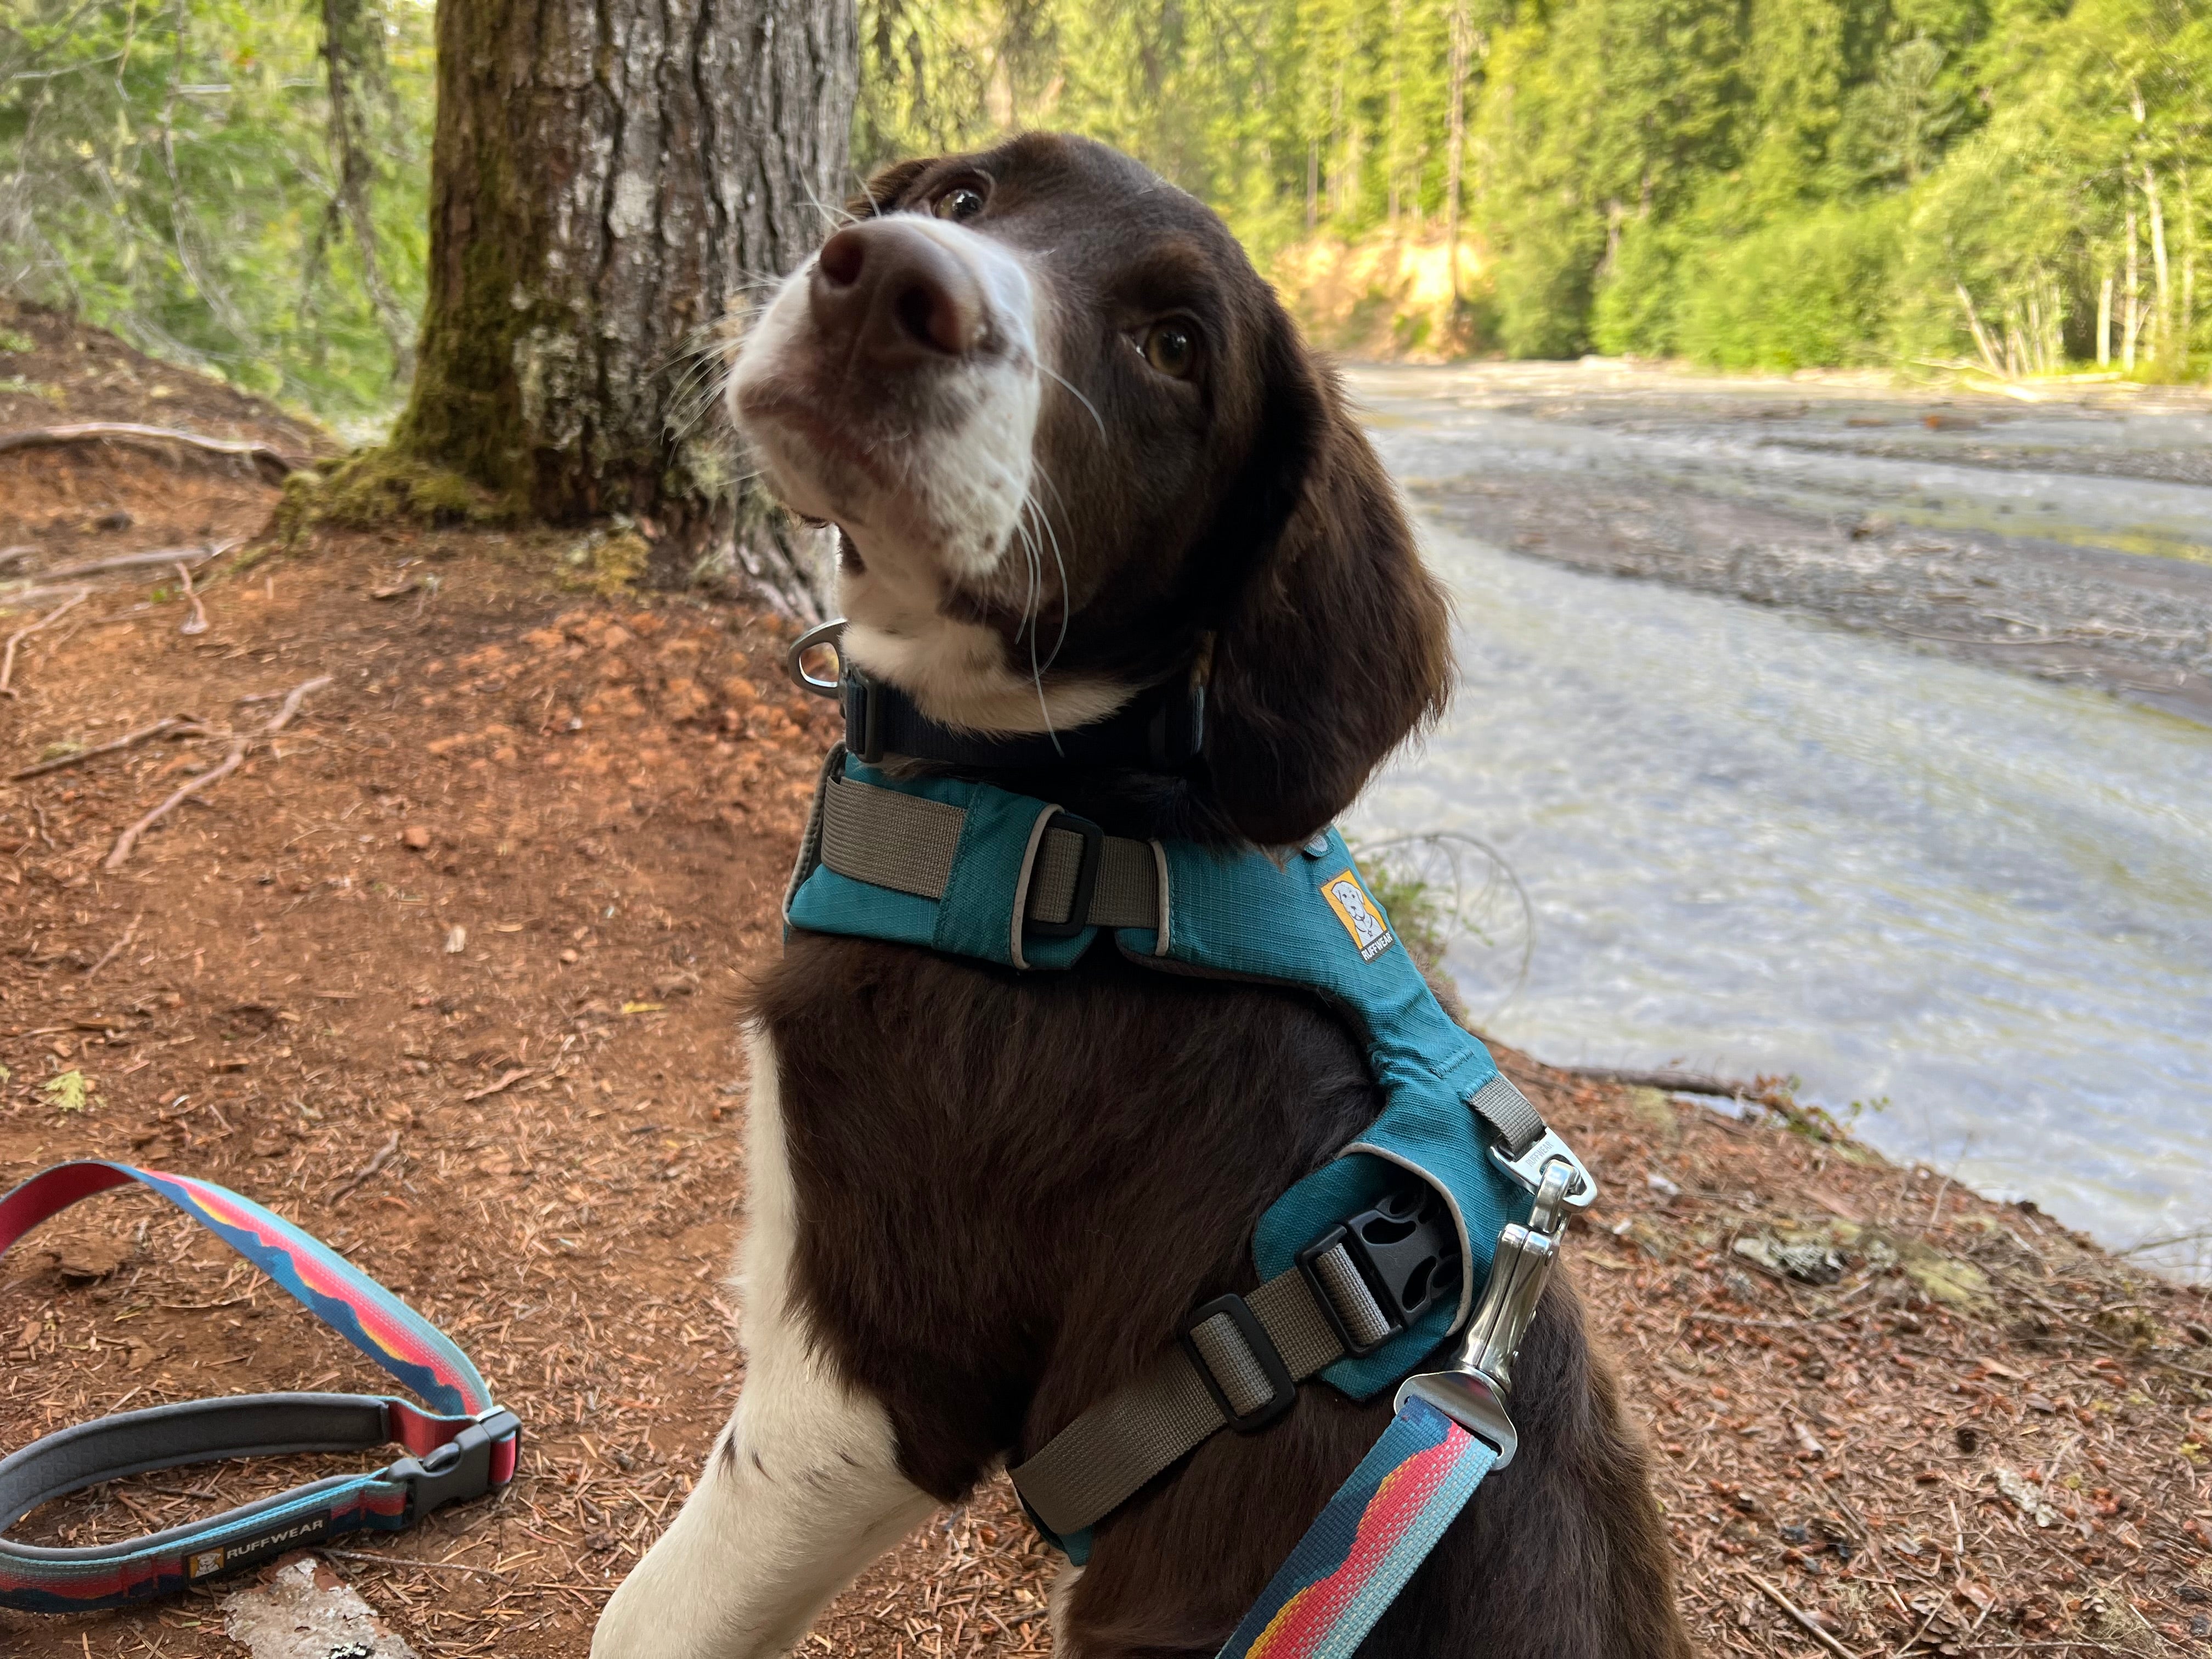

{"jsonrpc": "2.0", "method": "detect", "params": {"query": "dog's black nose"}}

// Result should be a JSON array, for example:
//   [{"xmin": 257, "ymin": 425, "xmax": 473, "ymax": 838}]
[{"xmin": 810, "ymin": 219, "xmax": 986, "ymax": 365}]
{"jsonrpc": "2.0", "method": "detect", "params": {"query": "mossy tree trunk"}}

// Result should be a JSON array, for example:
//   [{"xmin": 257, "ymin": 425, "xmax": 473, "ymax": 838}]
[{"xmin": 393, "ymin": 0, "xmax": 855, "ymax": 613}]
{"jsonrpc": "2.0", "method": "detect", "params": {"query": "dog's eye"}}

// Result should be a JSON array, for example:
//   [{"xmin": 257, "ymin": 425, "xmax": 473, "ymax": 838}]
[
  {"xmin": 1141, "ymin": 321, "xmax": 1198, "ymax": 379},
  {"xmin": 934, "ymin": 185, "xmax": 986, "ymax": 223}
]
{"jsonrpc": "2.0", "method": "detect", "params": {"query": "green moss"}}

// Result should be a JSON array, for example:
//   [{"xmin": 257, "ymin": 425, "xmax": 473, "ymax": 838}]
[
  {"xmin": 269, "ymin": 446, "xmax": 521, "ymax": 546},
  {"xmin": 1897, "ymin": 1243, "xmax": 1995, "ymax": 1312},
  {"xmin": 557, "ymin": 529, "xmax": 651, "ymax": 598}
]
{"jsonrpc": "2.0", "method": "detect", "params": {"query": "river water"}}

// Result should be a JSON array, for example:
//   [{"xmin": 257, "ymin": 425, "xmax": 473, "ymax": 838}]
[{"xmin": 1345, "ymin": 365, "xmax": 2212, "ymax": 1276}]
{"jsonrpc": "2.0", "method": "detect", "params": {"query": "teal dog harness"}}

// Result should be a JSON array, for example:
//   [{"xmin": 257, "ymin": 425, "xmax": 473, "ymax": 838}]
[{"xmin": 783, "ymin": 672, "xmax": 1594, "ymax": 1656}]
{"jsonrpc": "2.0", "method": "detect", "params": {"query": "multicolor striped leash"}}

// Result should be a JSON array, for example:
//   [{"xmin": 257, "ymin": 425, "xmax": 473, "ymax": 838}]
[
  {"xmin": 1217, "ymin": 1155, "xmax": 1584, "ymax": 1659},
  {"xmin": 1218, "ymin": 1396, "xmax": 1493, "ymax": 1659},
  {"xmin": 0, "ymin": 1161, "xmax": 520, "ymax": 1613}
]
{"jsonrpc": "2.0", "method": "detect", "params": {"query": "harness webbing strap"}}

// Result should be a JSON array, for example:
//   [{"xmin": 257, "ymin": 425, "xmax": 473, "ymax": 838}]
[
  {"xmin": 817, "ymin": 769, "xmax": 1549, "ymax": 1154},
  {"xmin": 819, "ymin": 775, "xmax": 966, "ymax": 898},
  {"xmin": 818, "ymin": 774, "xmax": 1163, "ymax": 930},
  {"xmin": 1465, "ymin": 1075, "xmax": 1547, "ymax": 1161},
  {"xmin": 1012, "ymin": 1259, "xmax": 1348, "ymax": 1538}
]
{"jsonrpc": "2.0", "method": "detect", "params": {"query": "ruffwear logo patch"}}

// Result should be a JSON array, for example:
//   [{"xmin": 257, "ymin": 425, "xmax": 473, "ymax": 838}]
[
  {"xmin": 1322, "ymin": 870, "xmax": 1395, "ymax": 962},
  {"xmin": 184, "ymin": 1511, "xmax": 331, "ymax": 1581}
]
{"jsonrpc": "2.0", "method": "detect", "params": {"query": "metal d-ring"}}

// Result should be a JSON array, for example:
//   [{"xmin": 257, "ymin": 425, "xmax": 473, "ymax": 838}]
[{"xmin": 786, "ymin": 618, "xmax": 848, "ymax": 699}]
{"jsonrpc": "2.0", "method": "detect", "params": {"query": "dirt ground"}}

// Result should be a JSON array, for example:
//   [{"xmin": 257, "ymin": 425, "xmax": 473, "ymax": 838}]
[{"xmin": 4, "ymin": 313, "xmax": 2212, "ymax": 1658}]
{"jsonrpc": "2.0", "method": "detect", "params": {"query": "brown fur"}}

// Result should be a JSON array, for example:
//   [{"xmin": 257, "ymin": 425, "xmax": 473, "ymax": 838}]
[{"xmin": 747, "ymin": 134, "xmax": 1691, "ymax": 1657}]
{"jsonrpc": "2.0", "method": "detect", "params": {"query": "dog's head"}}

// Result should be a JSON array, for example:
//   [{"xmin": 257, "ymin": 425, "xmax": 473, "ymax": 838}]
[{"xmin": 730, "ymin": 132, "xmax": 1449, "ymax": 845}]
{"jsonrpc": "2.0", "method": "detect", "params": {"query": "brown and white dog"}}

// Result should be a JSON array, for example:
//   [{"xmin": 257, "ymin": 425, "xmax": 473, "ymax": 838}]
[{"xmin": 591, "ymin": 134, "xmax": 1691, "ymax": 1659}]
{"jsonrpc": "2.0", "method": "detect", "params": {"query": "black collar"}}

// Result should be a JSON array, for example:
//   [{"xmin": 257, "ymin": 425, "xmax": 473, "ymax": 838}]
[{"xmin": 839, "ymin": 665, "xmax": 1204, "ymax": 772}]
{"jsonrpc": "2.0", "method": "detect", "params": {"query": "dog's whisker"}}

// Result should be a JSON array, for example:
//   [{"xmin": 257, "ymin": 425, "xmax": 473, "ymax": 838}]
[
  {"xmin": 1041, "ymin": 364, "xmax": 1107, "ymax": 443},
  {"xmin": 1023, "ymin": 459, "xmax": 1076, "ymax": 679},
  {"xmin": 1009, "ymin": 506, "xmax": 1042, "ymax": 645}
]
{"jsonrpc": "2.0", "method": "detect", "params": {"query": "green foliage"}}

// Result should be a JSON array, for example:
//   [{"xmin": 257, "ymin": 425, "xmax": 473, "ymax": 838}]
[
  {"xmin": 1671, "ymin": 196, "xmax": 1909, "ymax": 368},
  {"xmin": 0, "ymin": 0, "xmax": 432, "ymax": 421},
  {"xmin": 7, "ymin": 0, "xmax": 2207, "ymax": 417},
  {"xmin": 859, "ymin": 0, "xmax": 2210, "ymax": 379},
  {"xmin": 41, "ymin": 1069, "xmax": 91, "ymax": 1112},
  {"xmin": 1357, "ymin": 856, "xmax": 1451, "ymax": 973}
]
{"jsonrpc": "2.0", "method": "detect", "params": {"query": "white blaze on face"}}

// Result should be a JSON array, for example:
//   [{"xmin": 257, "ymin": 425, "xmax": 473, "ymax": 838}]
[{"xmin": 728, "ymin": 215, "xmax": 1130, "ymax": 736}]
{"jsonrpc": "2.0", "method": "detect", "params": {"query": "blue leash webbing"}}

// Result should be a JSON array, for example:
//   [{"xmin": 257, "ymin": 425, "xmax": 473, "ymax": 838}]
[{"xmin": 1216, "ymin": 1396, "xmax": 1493, "ymax": 1659}]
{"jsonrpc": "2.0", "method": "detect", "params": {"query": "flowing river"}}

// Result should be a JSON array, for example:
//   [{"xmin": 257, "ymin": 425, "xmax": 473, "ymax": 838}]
[{"xmin": 1345, "ymin": 364, "xmax": 2212, "ymax": 1276}]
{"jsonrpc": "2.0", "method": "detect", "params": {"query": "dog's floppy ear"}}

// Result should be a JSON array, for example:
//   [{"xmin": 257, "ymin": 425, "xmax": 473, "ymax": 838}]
[
  {"xmin": 845, "ymin": 158, "xmax": 935, "ymax": 221},
  {"xmin": 1199, "ymin": 318, "xmax": 1452, "ymax": 848}
]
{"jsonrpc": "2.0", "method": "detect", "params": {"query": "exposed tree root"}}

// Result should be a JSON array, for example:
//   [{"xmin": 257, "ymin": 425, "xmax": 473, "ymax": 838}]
[
  {"xmin": 33, "ymin": 541, "xmax": 238, "ymax": 583},
  {"xmin": 0, "ymin": 589, "xmax": 88, "ymax": 696},
  {"xmin": 103, "ymin": 674, "xmax": 331, "ymax": 870},
  {"xmin": 0, "ymin": 422, "xmax": 306, "ymax": 482},
  {"xmin": 9, "ymin": 714, "xmax": 205, "ymax": 780}
]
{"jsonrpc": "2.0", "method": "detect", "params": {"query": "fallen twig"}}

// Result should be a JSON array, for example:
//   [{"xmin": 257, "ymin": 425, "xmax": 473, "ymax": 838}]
[
  {"xmin": 330, "ymin": 1131, "xmax": 402, "ymax": 1202},
  {"xmin": 8, "ymin": 714, "xmax": 205, "ymax": 780},
  {"xmin": 0, "ymin": 545, "xmax": 33, "ymax": 571},
  {"xmin": 1570, "ymin": 1066, "xmax": 1756, "ymax": 1099},
  {"xmin": 462, "ymin": 1066, "xmax": 534, "ymax": 1103},
  {"xmin": 84, "ymin": 912, "xmax": 143, "ymax": 977},
  {"xmin": 32, "ymin": 539, "xmax": 241, "ymax": 583},
  {"xmin": 315, "ymin": 1548, "xmax": 506, "ymax": 1580},
  {"xmin": 0, "ymin": 589, "xmax": 89, "ymax": 696},
  {"xmin": 103, "ymin": 673, "xmax": 330, "ymax": 870},
  {"xmin": 1744, "ymin": 1571, "xmax": 1865, "ymax": 1659},
  {"xmin": 0, "ymin": 421, "xmax": 306, "ymax": 480},
  {"xmin": 174, "ymin": 560, "xmax": 208, "ymax": 635}
]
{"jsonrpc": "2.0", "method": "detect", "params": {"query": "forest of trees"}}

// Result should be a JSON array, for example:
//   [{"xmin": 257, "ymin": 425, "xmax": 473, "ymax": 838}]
[{"xmin": 3, "ymin": 0, "xmax": 2207, "ymax": 427}]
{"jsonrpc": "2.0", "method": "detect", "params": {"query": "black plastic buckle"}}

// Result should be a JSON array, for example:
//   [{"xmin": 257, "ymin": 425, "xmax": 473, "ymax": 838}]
[
  {"xmin": 387, "ymin": 1409, "xmax": 518, "ymax": 1523},
  {"xmin": 841, "ymin": 671, "xmax": 884, "ymax": 764},
  {"xmin": 1296, "ymin": 1184, "xmax": 1463, "ymax": 1359},
  {"xmin": 1180, "ymin": 1294, "xmax": 1296, "ymax": 1432},
  {"xmin": 1024, "ymin": 811, "xmax": 1104, "ymax": 939}
]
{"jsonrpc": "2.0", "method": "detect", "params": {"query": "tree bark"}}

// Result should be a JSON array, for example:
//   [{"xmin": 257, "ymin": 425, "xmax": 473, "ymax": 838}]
[
  {"xmin": 1444, "ymin": 0, "xmax": 1469, "ymax": 304},
  {"xmin": 2124, "ymin": 202, "xmax": 2141, "ymax": 371},
  {"xmin": 2143, "ymin": 162, "xmax": 2172, "ymax": 368},
  {"xmin": 394, "ymin": 0, "xmax": 856, "ymax": 614}
]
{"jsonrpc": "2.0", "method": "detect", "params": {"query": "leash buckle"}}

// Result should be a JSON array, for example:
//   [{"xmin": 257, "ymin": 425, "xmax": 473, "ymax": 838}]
[
  {"xmin": 386, "ymin": 1409, "xmax": 519, "ymax": 1523},
  {"xmin": 1391, "ymin": 1159, "xmax": 1577, "ymax": 1467}
]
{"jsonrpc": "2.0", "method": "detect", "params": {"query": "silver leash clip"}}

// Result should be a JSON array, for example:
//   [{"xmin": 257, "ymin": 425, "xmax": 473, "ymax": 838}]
[{"xmin": 1392, "ymin": 1158, "xmax": 1581, "ymax": 1468}]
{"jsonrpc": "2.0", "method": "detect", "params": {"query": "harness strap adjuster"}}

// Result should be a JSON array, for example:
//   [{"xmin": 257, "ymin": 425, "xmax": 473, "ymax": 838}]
[
  {"xmin": 1180, "ymin": 1295, "xmax": 1296, "ymax": 1432},
  {"xmin": 1023, "ymin": 811, "xmax": 1104, "ymax": 939},
  {"xmin": 841, "ymin": 672, "xmax": 885, "ymax": 764}
]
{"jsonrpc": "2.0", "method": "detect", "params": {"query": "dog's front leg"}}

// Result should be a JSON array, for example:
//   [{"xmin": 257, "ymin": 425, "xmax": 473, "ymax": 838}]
[{"xmin": 591, "ymin": 1032, "xmax": 935, "ymax": 1659}]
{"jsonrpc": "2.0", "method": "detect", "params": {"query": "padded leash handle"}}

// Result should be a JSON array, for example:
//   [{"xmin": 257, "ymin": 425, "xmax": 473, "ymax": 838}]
[{"xmin": 0, "ymin": 1161, "xmax": 519, "ymax": 1612}]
